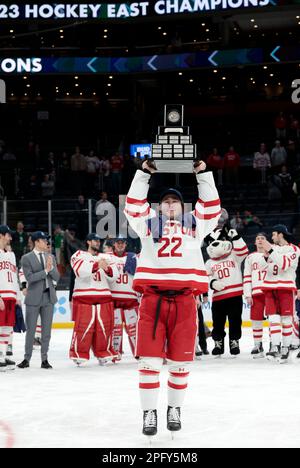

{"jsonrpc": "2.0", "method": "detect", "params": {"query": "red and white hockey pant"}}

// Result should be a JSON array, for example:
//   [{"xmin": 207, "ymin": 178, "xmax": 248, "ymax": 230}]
[
  {"xmin": 138, "ymin": 357, "xmax": 190, "ymax": 411},
  {"xmin": 265, "ymin": 290, "xmax": 294, "ymax": 348},
  {"xmin": 112, "ymin": 307, "xmax": 138, "ymax": 356},
  {"xmin": 69, "ymin": 302, "xmax": 117, "ymax": 361},
  {"xmin": 0, "ymin": 300, "xmax": 15, "ymax": 362},
  {"xmin": 250, "ymin": 294, "xmax": 266, "ymax": 345}
]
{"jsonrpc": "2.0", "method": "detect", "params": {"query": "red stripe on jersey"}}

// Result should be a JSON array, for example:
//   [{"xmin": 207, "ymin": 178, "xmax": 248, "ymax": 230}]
[
  {"xmin": 111, "ymin": 291, "xmax": 137, "ymax": 296},
  {"xmin": 234, "ymin": 246, "xmax": 248, "ymax": 252},
  {"xmin": 168, "ymin": 381, "xmax": 188, "ymax": 390},
  {"xmin": 264, "ymin": 280, "xmax": 294, "ymax": 284},
  {"xmin": 139, "ymin": 383, "xmax": 160, "ymax": 389},
  {"xmin": 0, "ymin": 290, "xmax": 17, "ymax": 294},
  {"xmin": 126, "ymin": 196, "xmax": 147, "ymax": 206},
  {"xmin": 244, "ymin": 275, "xmax": 251, "ymax": 278},
  {"xmin": 74, "ymin": 260, "xmax": 84, "ymax": 277},
  {"xmin": 217, "ymin": 283, "xmax": 243, "ymax": 291},
  {"xmin": 236, "ymin": 251, "xmax": 249, "ymax": 257},
  {"xmin": 282, "ymin": 332, "xmax": 292, "ymax": 336},
  {"xmin": 124, "ymin": 207, "xmax": 150, "ymax": 218},
  {"xmin": 136, "ymin": 267, "xmax": 207, "ymax": 276},
  {"xmin": 194, "ymin": 209, "xmax": 222, "ymax": 220},
  {"xmin": 282, "ymin": 256, "xmax": 286, "ymax": 271},
  {"xmin": 197, "ymin": 198, "xmax": 220, "ymax": 207},
  {"xmin": 270, "ymin": 330, "xmax": 281, "ymax": 334},
  {"xmin": 213, "ymin": 291, "xmax": 243, "ymax": 302}
]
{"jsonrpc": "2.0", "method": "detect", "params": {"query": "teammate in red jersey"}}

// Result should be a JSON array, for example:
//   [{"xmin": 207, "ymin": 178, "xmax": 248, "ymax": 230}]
[
  {"xmin": 0, "ymin": 225, "xmax": 19, "ymax": 371},
  {"xmin": 124, "ymin": 159, "xmax": 221, "ymax": 437},
  {"xmin": 258, "ymin": 225, "xmax": 300, "ymax": 363},
  {"xmin": 243, "ymin": 233, "xmax": 268, "ymax": 358},
  {"xmin": 110, "ymin": 237, "xmax": 138, "ymax": 361},
  {"xmin": 69, "ymin": 233, "xmax": 119, "ymax": 366}
]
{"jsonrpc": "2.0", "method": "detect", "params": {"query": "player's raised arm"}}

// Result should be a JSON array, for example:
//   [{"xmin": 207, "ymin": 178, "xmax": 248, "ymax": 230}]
[
  {"xmin": 124, "ymin": 160, "xmax": 156, "ymax": 238},
  {"xmin": 193, "ymin": 161, "xmax": 221, "ymax": 239}
]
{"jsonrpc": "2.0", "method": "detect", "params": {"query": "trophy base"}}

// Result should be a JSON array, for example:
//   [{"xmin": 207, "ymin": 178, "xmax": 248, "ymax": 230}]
[{"xmin": 153, "ymin": 159, "xmax": 194, "ymax": 173}]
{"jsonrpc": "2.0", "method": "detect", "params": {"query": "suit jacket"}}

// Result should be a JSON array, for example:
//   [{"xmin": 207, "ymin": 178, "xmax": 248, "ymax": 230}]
[{"xmin": 21, "ymin": 251, "xmax": 60, "ymax": 306}]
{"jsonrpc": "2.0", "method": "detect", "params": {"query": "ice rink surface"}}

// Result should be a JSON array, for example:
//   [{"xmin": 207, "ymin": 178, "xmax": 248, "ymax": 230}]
[{"xmin": 1, "ymin": 328, "xmax": 300, "ymax": 449}]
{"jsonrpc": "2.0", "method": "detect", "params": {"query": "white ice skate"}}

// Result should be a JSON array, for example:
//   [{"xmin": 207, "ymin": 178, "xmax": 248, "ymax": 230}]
[{"xmin": 73, "ymin": 358, "xmax": 87, "ymax": 367}]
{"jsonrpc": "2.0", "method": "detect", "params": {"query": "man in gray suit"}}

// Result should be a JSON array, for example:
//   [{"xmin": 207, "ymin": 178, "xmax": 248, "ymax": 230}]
[{"xmin": 18, "ymin": 231, "xmax": 60, "ymax": 369}]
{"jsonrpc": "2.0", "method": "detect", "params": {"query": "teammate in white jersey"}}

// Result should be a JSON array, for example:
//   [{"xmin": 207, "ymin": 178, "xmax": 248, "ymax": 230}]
[
  {"xmin": 69, "ymin": 233, "xmax": 119, "ymax": 366},
  {"xmin": 243, "ymin": 233, "xmax": 268, "ymax": 358},
  {"xmin": 0, "ymin": 225, "xmax": 19, "ymax": 371},
  {"xmin": 257, "ymin": 224, "xmax": 300, "ymax": 363},
  {"xmin": 110, "ymin": 237, "xmax": 138, "ymax": 361}
]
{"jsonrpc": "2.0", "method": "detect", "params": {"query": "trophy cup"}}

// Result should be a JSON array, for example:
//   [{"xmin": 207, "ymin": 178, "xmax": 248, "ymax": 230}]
[{"xmin": 151, "ymin": 104, "xmax": 197, "ymax": 173}]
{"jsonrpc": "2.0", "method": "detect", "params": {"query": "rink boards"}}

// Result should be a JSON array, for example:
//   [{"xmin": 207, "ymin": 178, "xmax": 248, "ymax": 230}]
[{"xmin": 46, "ymin": 291, "xmax": 257, "ymax": 328}]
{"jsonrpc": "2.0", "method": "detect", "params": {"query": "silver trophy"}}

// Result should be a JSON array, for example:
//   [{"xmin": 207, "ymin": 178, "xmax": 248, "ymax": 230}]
[{"xmin": 151, "ymin": 104, "xmax": 196, "ymax": 173}]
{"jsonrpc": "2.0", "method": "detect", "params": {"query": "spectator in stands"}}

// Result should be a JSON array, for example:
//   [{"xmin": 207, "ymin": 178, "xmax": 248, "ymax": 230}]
[
  {"xmin": 102, "ymin": 156, "xmax": 111, "ymax": 192},
  {"xmin": 2, "ymin": 148, "xmax": 16, "ymax": 161},
  {"xmin": 71, "ymin": 146, "xmax": 87, "ymax": 194},
  {"xmin": 75, "ymin": 195, "xmax": 88, "ymax": 240},
  {"xmin": 243, "ymin": 210, "xmax": 263, "ymax": 230},
  {"xmin": 224, "ymin": 146, "xmax": 240, "ymax": 191},
  {"xmin": 12, "ymin": 221, "xmax": 29, "ymax": 267},
  {"xmin": 271, "ymin": 140, "xmax": 287, "ymax": 173},
  {"xmin": 27, "ymin": 174, "xmax": 39, "ymax": 198},
  {"xmin": 85, "ymin": 150, "xmax": 100, "ymax": 195},
  {"xmin": 274, "ymin": 112, "xmax": 287, "ymax": 140},
  {"xmin": 230, "ymin": 212, "xmax": 244, "ymax": 233},
  {"xmin": 207, "ymin": 147, "xmax": 223, "ymax": 186},
  {"xmin": 286, "ymin": 140, "xmax": 300, "ymax": 170},
  {"xmin": 53, "ymin": 225, "xmax": 65, "ymax": 275},
  {"xmin": 63, "ymin": 227, "xmax": 84, "ymax": 266},
  {"xmin": 95, "ymin": 191, "xmax": 116, "ymax": 237},
  {"xmin": 41, "ymin": 174, "xmax": 55, "ymax": 199},
  {"xmin": 267, "ymin": 174, "xmax": 282, "ymax": 201},
  {"xmin": 279, "ymin": 165, "xmax": 293, "ymax": 201},
  {"xmin": 57, "ymin": 151, "xmax": 70, "ymax": 190},
  {"xmin": 253, "ymin": 143, "xmax": 271, "ymax": 184},
  {"xmin": 110, "ymin": 152, "xmax": 124, "ymax": 194},
  {"xmin": 44, "ymin": 152, "xmax": 56, "ymax": 174},
  {"xmin": 289, "ymin": 114, "xmax": 300, "ymax": 141}
]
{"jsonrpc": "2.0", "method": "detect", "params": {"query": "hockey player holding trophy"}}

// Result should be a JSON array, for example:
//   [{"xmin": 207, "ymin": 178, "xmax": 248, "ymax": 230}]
[{"xmin": 124, "ymin": 105, "xmax": 221, "ymax": 438}]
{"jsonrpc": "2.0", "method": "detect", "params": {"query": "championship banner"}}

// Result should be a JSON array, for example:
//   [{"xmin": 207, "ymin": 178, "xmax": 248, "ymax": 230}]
[{"xmin": 0, "ymin": 1, "xmax": 278, "ymax": 21}]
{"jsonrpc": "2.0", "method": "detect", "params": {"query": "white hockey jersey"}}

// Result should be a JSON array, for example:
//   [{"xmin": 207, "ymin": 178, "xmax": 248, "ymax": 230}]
[
  {"xmin": 71, "ymin": 250, "xmax": 118, "ymax": 304},
  {"xmin": 257, "ymin": 244, "xmax": 300, "ymax": 291},
  {"xmin": 124, "ymin": 170, "xmax": 221, "ymax": 294},
  {"xmin": 109, "ymin": 253, "xmax": 138, "ymax": 304},
  {"xmin": 206, "ymin": 238, "xmax": 249, "ymax": 302},
  {"xmin": 0, "ymin": 249, "xmax": 19, "ymax": 301},
  {"xmin": 243, "ymin": 252, "xmax": 266, "ymax": 297}
]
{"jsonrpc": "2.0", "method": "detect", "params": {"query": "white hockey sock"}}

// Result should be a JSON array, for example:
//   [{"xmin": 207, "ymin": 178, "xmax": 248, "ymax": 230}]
[
  {"xmin": 292, "ymin": 316, "xmax": 300, "ymax": 346},
  {"xmin": 8, "ymin": 329, "xmax": 13, "ymax": 346},
  {"xmin": 252, "ymin": 320, "xmax": 263, "ymax": 344},
  {"xmin": 269, "ymin": 315, "xmax": 281, "ymax": 347},
  {"xmin": 167, "ymin": 361, "xmax": 190, "ymax": 408},
  {"xmin": 35, "ymin": 325, "xmax": 42, "ymax": 339},
  {"xmin": 0, "ymin": 327, "xmax": 10, "ymax": 362},
  {"xmin": 281, "ymin": 316, "xmax": 293, "ymax": 348},
  {"xmin": 138, "ymin": 358, "xmax": 163, "ymax": 411}
]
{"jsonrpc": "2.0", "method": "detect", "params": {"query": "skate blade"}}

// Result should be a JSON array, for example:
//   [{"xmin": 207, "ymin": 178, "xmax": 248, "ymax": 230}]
[
  {"xmin": 144, "ymin": 435, "xmax": 156, "ymax": 447},
  {"xmin": 0, "ymin": 367, "xmax": 7, "ymax": 372},
  {"xmin": 266, "ymin": 355, "xmax": 278, "ymax": 362},
  {"xmin": 6, "ymin": 365, "xmax": 15, "ymax": 371}
]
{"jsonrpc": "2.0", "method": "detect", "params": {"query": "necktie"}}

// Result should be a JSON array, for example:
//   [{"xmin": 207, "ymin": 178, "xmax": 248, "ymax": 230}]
[{"xmin": 39, "ymin": 253, "xmax": 48, "ymax": 290}]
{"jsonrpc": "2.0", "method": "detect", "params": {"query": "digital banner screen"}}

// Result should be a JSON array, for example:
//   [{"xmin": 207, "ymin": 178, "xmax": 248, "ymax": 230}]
[
  {"xmin": 0, "ymin": 1, "xmax": 280, "ymax": 21},
  {"xmin": 130, "ymin": 144, "xmax": 152, "ymax": 158}
]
